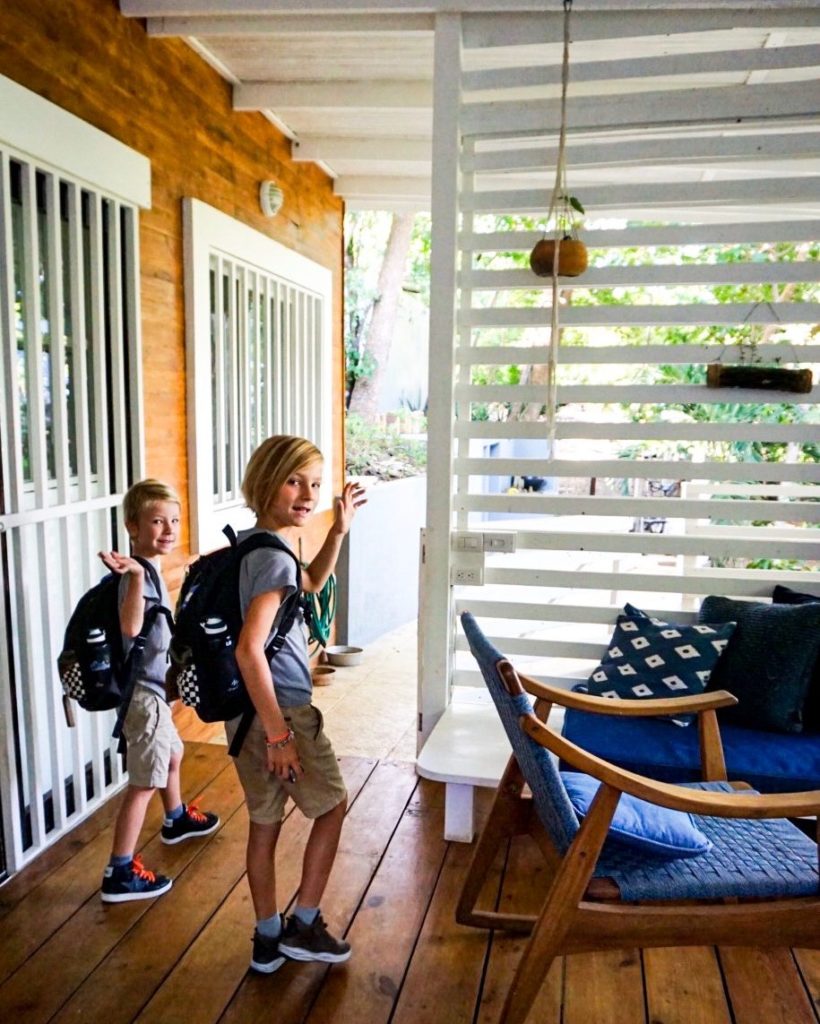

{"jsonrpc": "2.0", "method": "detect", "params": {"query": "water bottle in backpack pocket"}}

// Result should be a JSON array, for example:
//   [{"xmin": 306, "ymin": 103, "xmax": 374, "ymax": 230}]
[{"xmin": 171, "ymin": 616, "xmax": 249, "ymax": 722}]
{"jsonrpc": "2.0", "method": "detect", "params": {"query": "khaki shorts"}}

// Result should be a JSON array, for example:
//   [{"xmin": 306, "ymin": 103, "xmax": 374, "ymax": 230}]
[
  {"xmin": 123, "ymin": 687, "xmax": 183, "ymax": 789},
  {"xmin": 227, "ymin": 704, "xmax": 347, "ymax": 826}
]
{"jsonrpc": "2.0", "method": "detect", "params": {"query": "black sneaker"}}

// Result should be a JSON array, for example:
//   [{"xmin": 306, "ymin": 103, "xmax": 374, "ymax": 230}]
[
  {"xmin": 161, "ymin": 803, "xmax": 220, "ymax": 845},
  {"xmin": 250, "ymin": 918, "xmax": 287, "ymax": 974},
  {"xmin": 101, "ymin": 856, "xmax": 173, "ymax": 903},
  {"xmin": 278, "ymin": 913, "xmax": 351, "ymax": 964}
]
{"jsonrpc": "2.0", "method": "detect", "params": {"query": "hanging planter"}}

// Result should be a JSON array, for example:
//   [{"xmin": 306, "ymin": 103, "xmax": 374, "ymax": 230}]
[
  {"xmin": 530, "ymin": 195, "xmax": 588, "ymax": 277},
  {"xmin": 706, "ymin": 305, "xmax": 813, "ymax": 394},
  {"xmin": 706, "ymin": 364, "xmax": 813, "ymax": 394}
]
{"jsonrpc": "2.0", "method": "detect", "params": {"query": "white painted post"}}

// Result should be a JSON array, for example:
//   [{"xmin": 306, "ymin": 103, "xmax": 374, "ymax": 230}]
[{"xmin": 418, "ymin": 12, "xmax": 462, "ymax": 750}]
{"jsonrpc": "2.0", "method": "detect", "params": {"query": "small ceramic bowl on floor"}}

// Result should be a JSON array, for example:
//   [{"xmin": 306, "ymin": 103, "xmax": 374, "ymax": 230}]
[{"xmin": 312, "ymin": 665, "xmax": 336, "ymax": 686}]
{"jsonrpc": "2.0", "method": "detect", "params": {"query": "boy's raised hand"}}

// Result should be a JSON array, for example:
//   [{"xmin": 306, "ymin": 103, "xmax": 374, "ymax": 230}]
[
  {"xmin": 333, "ymin": 481, "xmax": 367, "ymax": 535},
  {"xmin": 98, "ymin": 550, "xmax": 145, "ymax": 576}
]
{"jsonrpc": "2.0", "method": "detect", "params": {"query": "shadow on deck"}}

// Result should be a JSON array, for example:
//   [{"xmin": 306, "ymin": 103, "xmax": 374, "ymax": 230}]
[{"xmin": 1, "ymin": 742, "xmax": 819, "ymax": 1024}]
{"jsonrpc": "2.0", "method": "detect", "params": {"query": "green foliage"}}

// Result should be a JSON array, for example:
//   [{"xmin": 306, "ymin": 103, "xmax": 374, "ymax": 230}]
[{"xmin": 345, "ymin": 414, "xmax": 427, "ymax": 480}]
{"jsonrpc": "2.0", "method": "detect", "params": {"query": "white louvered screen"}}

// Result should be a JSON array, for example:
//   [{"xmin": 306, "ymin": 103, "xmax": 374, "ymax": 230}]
[{"xmin": 419, "ymin": 13, "xmax": 820, "ymax": 742}]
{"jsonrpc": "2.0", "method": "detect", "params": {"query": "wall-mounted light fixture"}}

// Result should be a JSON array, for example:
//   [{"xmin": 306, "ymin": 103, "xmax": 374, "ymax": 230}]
[{"xmin": 259, "ymin": 180, "xmax": 284, "ymax": 217}]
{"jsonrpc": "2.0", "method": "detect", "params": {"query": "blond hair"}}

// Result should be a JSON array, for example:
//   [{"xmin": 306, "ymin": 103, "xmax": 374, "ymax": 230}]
[
  {"xmin": 123, "ymin": 478, "xmax": 181, "ymax": 526},
  {"xmin": 242, "ymin": 435, "xmax": 323, "ymax": 516}
]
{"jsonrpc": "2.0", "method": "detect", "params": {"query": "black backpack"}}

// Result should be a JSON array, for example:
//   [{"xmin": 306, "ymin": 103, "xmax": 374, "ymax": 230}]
[
  {"xmin": 57, "ymin": 557, "xmax": 173, "ymax": 742},
  {"xmin": 167, "ymin": 526, "xmax": 303, "ymax": 756}
]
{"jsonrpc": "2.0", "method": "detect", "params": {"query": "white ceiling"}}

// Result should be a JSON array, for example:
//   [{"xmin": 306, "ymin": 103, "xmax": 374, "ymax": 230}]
[{"xmin": 120, "ymin": 1, "xmax": 820, "ymax": 219}]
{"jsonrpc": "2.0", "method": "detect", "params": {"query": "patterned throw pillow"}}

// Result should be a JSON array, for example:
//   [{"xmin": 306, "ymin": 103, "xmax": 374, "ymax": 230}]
[{"xmin": 586, "ymin": 604, "xmax": 737, "ymax": 727}]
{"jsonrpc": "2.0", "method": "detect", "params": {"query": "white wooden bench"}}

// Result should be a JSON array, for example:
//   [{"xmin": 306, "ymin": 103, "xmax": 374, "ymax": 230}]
[{"xmin": 416, "ymin": 688, "xmax": 564, "ymax": 841}]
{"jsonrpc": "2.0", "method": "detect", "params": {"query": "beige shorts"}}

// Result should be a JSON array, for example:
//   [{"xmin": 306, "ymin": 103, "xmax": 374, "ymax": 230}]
[
  {"xmin": 122, "ymin": 687, "xmax": 183, "ymax": 789},
  {"xmin": 227, "ymin": 704, "xmax": 347, "ymax": 826}
]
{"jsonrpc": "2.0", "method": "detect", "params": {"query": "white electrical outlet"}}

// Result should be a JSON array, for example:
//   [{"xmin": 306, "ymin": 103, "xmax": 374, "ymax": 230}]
[
  {"xmin": 451, "ymin": 566, "xmax": 484, "ymax": 586},
  {"xmin": 452, "ymin": 531, "xmax": 483, "ymax": 552},
  {"xmin": 483, "ymin": 531, "xmax": 516, "ymax": 553}
]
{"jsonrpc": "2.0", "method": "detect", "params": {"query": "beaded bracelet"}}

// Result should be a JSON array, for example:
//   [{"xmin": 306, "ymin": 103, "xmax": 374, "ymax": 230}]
[{"xmin": 265, "ymin": 728, "xmax": 294, "ymax": 750}]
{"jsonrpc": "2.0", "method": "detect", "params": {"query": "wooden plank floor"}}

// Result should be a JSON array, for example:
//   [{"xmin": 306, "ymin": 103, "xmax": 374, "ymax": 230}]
[{"xmin": 1, "ymin": 742, "xmax": 819, "ymax": 1024}]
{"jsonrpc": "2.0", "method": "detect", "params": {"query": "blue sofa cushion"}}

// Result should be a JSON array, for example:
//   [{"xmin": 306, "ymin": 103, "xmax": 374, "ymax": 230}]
[
  {"xmin": 562, "ymin": 706, "xmax": 820, "ymax": 793},
  {"xmin": 561, "ymin": 770, "xmax": 712, "ymax": 859},
  {"xmin": 585, "ymin": 604, "xmax": 736, "ymax": 726},
  {"xmin": 772, "ymin": 585, "xmax": 820, "ymax": 732},
  {"xmin": 700, "ymin": 595, "xmax": 820, "ymax": 734}
]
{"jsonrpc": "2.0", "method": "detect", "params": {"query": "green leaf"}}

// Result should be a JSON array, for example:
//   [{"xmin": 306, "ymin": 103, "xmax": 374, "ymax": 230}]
[{"xmin": 569, "ymin": 196, "xmax": 585, "ymax": 215}]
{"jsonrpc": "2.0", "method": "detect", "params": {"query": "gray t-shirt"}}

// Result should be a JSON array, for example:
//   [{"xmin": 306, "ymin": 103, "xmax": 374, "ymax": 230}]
[
  {"xmin": 118, "ymin": 561, "xmax": 171, "ymax": 700},
  {"xmin": 237, "ymin": 527, "xmax": 312, "ymax": 708}
]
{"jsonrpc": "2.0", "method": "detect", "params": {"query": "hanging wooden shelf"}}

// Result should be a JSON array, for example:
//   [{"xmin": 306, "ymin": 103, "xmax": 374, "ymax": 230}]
[{"xmin": 706, "ymin": 364, "xmax": 813, "ymax": 394}]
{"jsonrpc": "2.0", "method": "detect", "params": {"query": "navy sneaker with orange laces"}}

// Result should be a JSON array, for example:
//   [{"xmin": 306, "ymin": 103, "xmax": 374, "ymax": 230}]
[
  {"xmin": 161, "ymin": 803, "xmax": 220, "ymax": 845},
  {"xmin": 101, "ymin": 855, "xmax": 173, "ymax": 903}
]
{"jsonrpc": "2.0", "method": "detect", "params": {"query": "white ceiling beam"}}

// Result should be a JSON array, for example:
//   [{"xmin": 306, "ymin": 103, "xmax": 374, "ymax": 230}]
[
  {"xmin": 292, "ymin": 136, "xmax": 430, "ymax": 163},
  {"xmin": 463, "ymin": 44, "xmax": 820, "ymax": 92},
  {"xmin": 466, "ymin": 132, "xmax": 820, "ymax": 174},
  {"xmin": 334, "ymin": 174, "xmax": 431, "ymax": 200},
  {"xmin": 235, "ymin": 80, "xmax": 432, "ymax": 111},
  {"xmin": 462, "ymin": 82, "xmax": 820, "ymax": 137},
  {"xmin": 463, "ymin": 9, "xmax": 820, "ymax": 49},
  {"xmin": 146, "ymin": 13, "xmax": 434, "ymax": 36},
  {"xmin": 466, "ymin": 177, "xmax": 820, "ymax": 214}
]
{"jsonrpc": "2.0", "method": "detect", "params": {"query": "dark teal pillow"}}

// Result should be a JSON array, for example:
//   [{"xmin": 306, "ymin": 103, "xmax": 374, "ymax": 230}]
[
  {"xmin": 772, "ymin": 586, "xmax": 820, "ymax": 733},
  {"xmin": 699, "ymin": 595, "xmax": 820, "ymax": 734},
  {"xmin": 561, "ymin": 771, "xmax": 712, "ymax": 859},
  {"xmin": 586, "ymin": 604, "xmax": 736, "ymax": 727}
]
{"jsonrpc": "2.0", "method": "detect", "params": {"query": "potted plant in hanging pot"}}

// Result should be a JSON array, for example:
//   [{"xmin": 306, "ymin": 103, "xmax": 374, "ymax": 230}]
[
  {"xmin": 706, "ymin": 313, "xmax": 813, "ymax": 394},
  {"xmin": 530, "ymin": 193, "xmax": 588, "ymax": 278}
]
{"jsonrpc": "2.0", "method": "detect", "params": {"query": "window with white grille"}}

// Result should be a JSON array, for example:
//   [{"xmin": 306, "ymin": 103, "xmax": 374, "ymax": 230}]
[
  {"xmin": 184, "ymin": 199, "xmax": 333, "ymax": 553},
  {"xmin": 0, "ymin": 73, "xmax": 149, "ymax": 873}
]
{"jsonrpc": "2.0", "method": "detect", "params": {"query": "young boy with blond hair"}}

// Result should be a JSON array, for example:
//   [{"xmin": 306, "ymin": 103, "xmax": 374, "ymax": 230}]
[
  {"xmin": 229, "ymin": 435, "xmax": 365, "ymax": 972},
  {"xmin": 98, "ymin": 479, "xmax": 219, "ymax": 902}
]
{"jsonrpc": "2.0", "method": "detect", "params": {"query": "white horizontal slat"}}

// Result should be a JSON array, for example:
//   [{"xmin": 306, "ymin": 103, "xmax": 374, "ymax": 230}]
[
  {"xmin": 455, "ymin": 633, "xmax": 606, "ymax": 660},
  {"xmin": 452, "ymin": 668, "xmax": 584, "ymax": 691},
  {"xmin": 460, "ymin": 222, "xmax": 820, "ymax": 253},
  {"xmin": 456, "ymin": 382, "xmax": 820, "ymax": 405},
  {"xmin": 460, "ymin": 82, "xmax": 820, "ymax": 138},
  {"xmin": 455, "ymin": 456, "xmax": 820, "ymax": 485},
  {"xmin": 482, "ymin": 565, "xmax": 818, "ymax": 598},
  {"xmin": 462, "ymin": 44, "xmax": 820, "ymax": 94},
  {"xmin": 460, "ymin": 302, "xmax": 820, "ymax": 330},
  {"xmin": 454, "ymin": 599, "xmax": 700, "ymax": 626},
  {"xmin": 455, "ymin": 343, "xmax": 820, "ymax": 367},
  {"xmin": 464, "ymin": 131, "xmax": 820, "ymax": 174},
  {"xmin": 456, "ymin": 493, "xmax": 820, "ymax": 523},
  {"xmin": 455, "ymin": 420, "xmax": 820, "ymax": 444},
  {"xmin": 493, "ymin": 529, "xmax": 817, "ymax": 562},
  {"xmin": 460, "ymin": 261, "xmax": 820, "ymax": 291}
]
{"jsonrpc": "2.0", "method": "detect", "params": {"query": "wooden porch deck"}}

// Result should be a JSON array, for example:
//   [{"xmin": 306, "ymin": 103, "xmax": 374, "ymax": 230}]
[{"xmin": 1, "ymin": 742, "xmax": 819, "ymax": 1024}]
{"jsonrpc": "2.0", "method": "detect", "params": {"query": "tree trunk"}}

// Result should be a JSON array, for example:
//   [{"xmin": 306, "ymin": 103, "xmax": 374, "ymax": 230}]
[{"xmin": 348, "ymin": 211, "xmax": 415, "ymax": 421}]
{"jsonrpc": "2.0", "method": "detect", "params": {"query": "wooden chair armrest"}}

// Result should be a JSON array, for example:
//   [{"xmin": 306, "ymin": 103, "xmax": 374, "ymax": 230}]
[
  {"xmin": 522, "ymin": 715, "xmax": 820, "ymax": 819},
  {"xmin": 517, "ymin": 672, "xmax": 738, "ymax": 717}
]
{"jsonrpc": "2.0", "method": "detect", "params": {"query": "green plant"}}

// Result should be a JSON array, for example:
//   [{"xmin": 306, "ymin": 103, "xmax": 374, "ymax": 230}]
[{"xmin": 345, "ymin": 414, "xmax": 427, "ymax": 480}]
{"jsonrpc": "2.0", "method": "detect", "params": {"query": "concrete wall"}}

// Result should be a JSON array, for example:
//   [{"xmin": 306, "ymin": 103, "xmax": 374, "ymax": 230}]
[{"xmin": 336, "ymin": 475, "xmax": 427, "ymax": 646}]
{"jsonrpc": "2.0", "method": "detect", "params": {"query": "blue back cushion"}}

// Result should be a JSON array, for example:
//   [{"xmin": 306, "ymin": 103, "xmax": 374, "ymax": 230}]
[
  {"xmin": 700, "ymin": 595, "xmax": 820, "ymax": 734},
  {"xmin": 772, "ymin": 585, "xmax": 820, "ymax": 733}
]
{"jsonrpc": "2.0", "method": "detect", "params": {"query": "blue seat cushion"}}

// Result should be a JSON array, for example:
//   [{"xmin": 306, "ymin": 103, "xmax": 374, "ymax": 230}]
[
  {"xmin": 562, "ymin": 707, "xmax": 820, "ymax": 793},
  {"xmin": 561, "ymin": 770, "xmax": 712, "ymax": 858}
]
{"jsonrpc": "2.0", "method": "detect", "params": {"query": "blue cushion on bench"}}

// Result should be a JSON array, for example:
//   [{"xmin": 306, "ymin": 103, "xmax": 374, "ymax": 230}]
[{"xmin": 562, "ymin": 707, "xmax": 820, "ymax": 793}]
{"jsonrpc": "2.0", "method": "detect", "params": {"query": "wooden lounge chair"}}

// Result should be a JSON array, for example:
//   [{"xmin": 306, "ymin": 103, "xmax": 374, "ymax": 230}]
[{"xmin": 457, "ymin": 611, "xmax": 820, "ymax": 1024}]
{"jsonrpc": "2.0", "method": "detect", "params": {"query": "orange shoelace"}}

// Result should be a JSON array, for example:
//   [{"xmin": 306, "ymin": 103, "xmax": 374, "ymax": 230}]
[
  {"xmin": 131, "ymin": 855, "xmax": 157, "ymax": 882},
  {"xmin": 186, "ymin": 803, "xmax": 207, "ymax": 823}
]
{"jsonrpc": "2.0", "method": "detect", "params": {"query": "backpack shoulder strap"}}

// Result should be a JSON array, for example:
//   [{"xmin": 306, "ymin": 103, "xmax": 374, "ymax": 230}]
[{"xmin": 232, "ymin": 531, "xmax": 302, "ymax": 660}]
